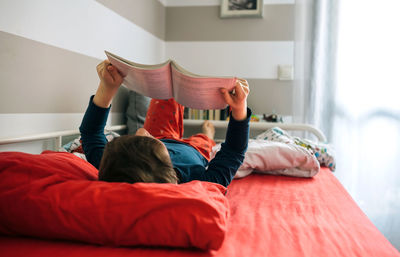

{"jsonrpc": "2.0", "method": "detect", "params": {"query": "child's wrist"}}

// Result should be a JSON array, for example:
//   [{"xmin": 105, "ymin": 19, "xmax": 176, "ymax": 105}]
[
  {"xmin": 93, "ymin": 83, "xmax": 116, "ymax": 108},
  {"xmin": 231, "ymin": 106, "xmax": 247, "ymax": 121},
  {"xmin": 99, "ymin": 81, "xmax": 119, "ymax": 94}
]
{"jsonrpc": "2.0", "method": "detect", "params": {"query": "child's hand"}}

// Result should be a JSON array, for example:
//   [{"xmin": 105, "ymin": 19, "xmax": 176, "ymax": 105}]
[
  {"xmin": 220, "ymin": 78, "xmax": 250, "ymax": 121},
  {"xmin": 93, "ymin": 60, "xmax": 124, "ymax": 108},
  {"xmin": 97, "ymin": 60, "xmax": 123, "ymax": 90}
]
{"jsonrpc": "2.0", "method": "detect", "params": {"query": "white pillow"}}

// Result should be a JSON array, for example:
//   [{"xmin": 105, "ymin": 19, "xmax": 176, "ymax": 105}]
[{"xmin": 211, "ymin": 139, "xmax": 320, "ymax": 178}]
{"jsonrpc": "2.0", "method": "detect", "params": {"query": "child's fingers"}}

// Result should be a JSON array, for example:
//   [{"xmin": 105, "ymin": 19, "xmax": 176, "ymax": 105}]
[
  {"xmin": 97, "ymin": 60, "xmax": 109, "ymax": 70},
  {"xmin": 240, "ymin": 81, "xmax": 250, "ymax": 95},
  {"xmin": 107, "ymin": 64, "xmax": 123, "ymax": 84},
  {"xmin": 237, "ymin": 78, "xmax": 249, "ymax": 89},
  {"xmin": 97, "ymin": 60, "xmax": 110, "ymax": 79},
  {"xmin": 234, "ymin": 80, "xmax": 245, "ymax": 98},
  {"xmin": 220, "ymin": 88, "xmax": 233, "ymax": 106},
  {"xmin": 96, "ymin": 61, "xmax": 104, "ymax": 75},
  {"xmin": 237, "ymin": 79, "xmax": 249, "ymax": 89},
  {"xmin": 236, "ymin": 80, "xmax": 250, "ymax": 98}
]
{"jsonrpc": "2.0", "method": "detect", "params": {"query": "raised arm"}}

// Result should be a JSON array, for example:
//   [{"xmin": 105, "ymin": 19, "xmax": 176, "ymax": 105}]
[
  {"xmin": 79, "ymin": 61, "xmax": 123, "ymax": 168},
  {"xmin": 182, "ymin": 79, "xmax": 251, "ymax": 187},
  {"xmin": 93, "ymin": 60, "xmax": 124, "ymax": 108},
  {"xmin": 205, "ymin": 79, "xmax": 251, "ymax": 186}
]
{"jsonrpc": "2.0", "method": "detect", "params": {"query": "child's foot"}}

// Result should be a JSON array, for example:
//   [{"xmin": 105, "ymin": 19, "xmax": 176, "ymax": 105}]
[{"xmin": 202, "ymin": 120, "xmax": 215, "ymax": 140}]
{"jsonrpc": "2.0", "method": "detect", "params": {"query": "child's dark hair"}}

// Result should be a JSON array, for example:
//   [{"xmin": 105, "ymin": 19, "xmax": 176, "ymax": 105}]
[{"xmin": 98, "ymin": 135, "xmax": 178, "ymax": 184}]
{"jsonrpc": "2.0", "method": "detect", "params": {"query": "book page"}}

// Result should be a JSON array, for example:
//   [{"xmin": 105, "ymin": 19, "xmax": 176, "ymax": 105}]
[
  {"xmin": 171, "ymin": 62, "xmax": 236, "ymax": 109},
  {"xmin": 105, "ymin": 51, "xmax": 173, "ymax": 99}
]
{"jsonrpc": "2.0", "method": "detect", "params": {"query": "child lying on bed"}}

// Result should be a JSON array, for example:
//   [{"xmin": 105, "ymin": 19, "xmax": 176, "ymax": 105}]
[{"xmin": 79, "ymin": 60, "xmax": 251, "ymax": 187}]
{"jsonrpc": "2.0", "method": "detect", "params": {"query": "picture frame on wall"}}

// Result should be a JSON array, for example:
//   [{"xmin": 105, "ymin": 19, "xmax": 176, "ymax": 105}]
[{"xmin": 220, "ymin": 0, "xmax": 264, "ymax": 18}]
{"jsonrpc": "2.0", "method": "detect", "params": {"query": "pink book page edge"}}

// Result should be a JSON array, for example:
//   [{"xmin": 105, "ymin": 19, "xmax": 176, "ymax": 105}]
[
  {"xmin": 106, "ymin": 52, "xmax": 173, "ymax": 99},
  {"xmin": 171, "ymin": 66, "xmax": 236, "ymax": 109}
]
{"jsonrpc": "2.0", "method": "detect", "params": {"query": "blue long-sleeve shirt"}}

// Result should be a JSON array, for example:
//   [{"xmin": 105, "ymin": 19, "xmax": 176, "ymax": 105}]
[{"xmin": 79, "ymin": 96, "xmax": 251, "ymax": 187}]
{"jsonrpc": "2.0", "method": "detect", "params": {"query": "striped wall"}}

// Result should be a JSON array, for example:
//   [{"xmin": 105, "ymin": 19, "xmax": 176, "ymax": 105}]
[
  {"xmin": 100, "ymin": 0, "xmax": 296, "ymax": 115},
  {"xmin": 0, "ymin": 0, "xmax": 295, "ymax": 152},
  {"xmin": 165, "ymin": 0, "xmax": 295, "ymax": 116},
  {"xmin": 0, "ymin": 0, "xmax": 165, "ymax": 144}
]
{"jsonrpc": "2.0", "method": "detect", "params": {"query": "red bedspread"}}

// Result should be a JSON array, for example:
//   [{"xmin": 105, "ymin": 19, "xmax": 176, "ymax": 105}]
[{"xmin": 1, "ymin": 168, "xmax": 399, "ymax": 257}]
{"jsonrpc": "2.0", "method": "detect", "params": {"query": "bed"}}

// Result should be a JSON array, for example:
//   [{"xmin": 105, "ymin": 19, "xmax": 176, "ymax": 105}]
[{"xmin": 0, "ymin": 122, "xmax": 399, "ymax": 257}]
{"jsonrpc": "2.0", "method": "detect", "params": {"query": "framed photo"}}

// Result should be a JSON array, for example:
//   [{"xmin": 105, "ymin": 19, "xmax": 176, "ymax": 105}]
[{"xmin": 220, "ymin": 0, "xmax": 264, "ymax": 18}]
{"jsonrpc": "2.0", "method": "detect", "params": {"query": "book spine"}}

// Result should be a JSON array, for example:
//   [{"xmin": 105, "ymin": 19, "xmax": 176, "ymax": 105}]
[
  {"xmin": 184, "ymin": 108, "xmax": 189, "ymax": 119},
  {"xmin": 209, "ymin": 110, "xmax": 214, "ymax": 120},
  {"xmin": 214, "ymin": 109, "xmax": 220, "ymax": 121},
  {"xmin": 185, "ymin": 109, "xmax": 226, "ymax": 120}
]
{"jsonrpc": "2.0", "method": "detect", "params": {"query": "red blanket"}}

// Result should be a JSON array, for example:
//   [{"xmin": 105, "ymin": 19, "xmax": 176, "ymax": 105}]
[{"xmin": 0, "ymin": 168, "xmax": 399, "ymax": 257}]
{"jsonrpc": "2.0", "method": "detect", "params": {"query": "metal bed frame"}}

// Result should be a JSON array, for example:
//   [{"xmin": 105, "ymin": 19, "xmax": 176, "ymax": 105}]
[{"xmin": 0, "ymin": 121, "xmax": 326, "ymax": 151}]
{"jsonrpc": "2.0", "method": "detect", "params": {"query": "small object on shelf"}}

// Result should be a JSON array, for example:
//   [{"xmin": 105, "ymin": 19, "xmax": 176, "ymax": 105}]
[
  {"xmin": 250, "ymin": 115, "xmax": 260, "ymax": 122},
  {"xmin": 263, "ymin": 114, "xmax": 283, "ymax": 123}
]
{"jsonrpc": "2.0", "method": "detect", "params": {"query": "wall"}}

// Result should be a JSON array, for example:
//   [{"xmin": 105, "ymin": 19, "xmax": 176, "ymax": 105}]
[
  {"xmin": 0, "ymin": 0, "xmax": 295, "ymax": 152},
  {"xmin": 0, "ymin": 0, "xmax": 165, "ymax": 152},
  {"xmin": 165, "ymin": 0, "xmax": 295, "ymax": 115}
]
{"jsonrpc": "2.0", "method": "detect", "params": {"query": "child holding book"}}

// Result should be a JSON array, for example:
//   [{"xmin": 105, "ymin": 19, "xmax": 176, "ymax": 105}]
[{"xmin": 79, "ymin": 60, "xmax": 251, "ymax": 187}]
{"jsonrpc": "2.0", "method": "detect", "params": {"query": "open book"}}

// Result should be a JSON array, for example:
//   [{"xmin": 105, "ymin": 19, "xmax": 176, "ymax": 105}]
[{"xmin": 105, "ymin": 51, "xmax": 236, "ymax": 110}]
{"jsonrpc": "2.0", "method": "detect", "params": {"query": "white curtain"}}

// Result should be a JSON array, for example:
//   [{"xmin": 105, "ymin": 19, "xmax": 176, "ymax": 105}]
[
  {"xmin": 333, "ymin": 0, "xmax": 400, "ymax": 249},
  {"xmin": 295, "ymin": 0, "xmax": 400, "ymax": 250},
  {"xmin": 293, "ymin": 0, "xmax": 339, "ymax": 141}
]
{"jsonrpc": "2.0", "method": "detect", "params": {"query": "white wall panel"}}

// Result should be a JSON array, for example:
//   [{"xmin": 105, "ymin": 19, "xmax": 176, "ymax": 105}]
[
  {"xmin": 0, "ymin": 113, "xmax": 124, "ymax": 139},
  {"xmin": 166, "ymin": 41, "xmax": 294, "ymax": 79},
  {"xmin": 0, "ymin": 0, "xmax": 165, "ymax": 63}
]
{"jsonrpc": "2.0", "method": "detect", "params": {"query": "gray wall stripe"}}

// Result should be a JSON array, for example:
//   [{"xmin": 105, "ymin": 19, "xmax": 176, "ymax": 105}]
[
  {"xmin": 0, "ymin": 31, "xmax": 128, "ymax": 114},
  {"xmin": 96, "ymin": 0, "xmax": 166, "ymax": 40},
  {"xmin": 166, "ymin": 5, "xmax": 294, "ymax": 41},
  {"xmin": 0, "ymin": 28, "xmax": 292, "ymax": 115},
  {"xmin": 246, "ymin": 79, "xmax": 293, "ymax": 115},
  {"xmin": 94, "ymin": 1, "xmax": 294, "ymax": 42},
  {"xmin": 0, "ymin": 30, "xmax": 292, "ymax": 115}
]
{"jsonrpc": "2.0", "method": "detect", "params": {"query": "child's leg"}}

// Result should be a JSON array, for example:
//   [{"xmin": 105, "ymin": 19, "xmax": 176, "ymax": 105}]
[
  {"xmin": 143, "ymin": 98, "xmax": 184, "ymax": 139},
  {"xmin": 144, "ymin": 99, "xmax": 216, "ymax": 161},
  {"xmin": 182, "ymin": 134, "xmax": 216, "ymax": 162}
]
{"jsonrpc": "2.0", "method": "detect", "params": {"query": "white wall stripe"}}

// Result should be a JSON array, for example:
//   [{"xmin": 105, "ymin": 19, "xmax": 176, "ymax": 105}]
[
  {"xmin": 166, "ymin": 41, "xmax": 294, "ymax": 79},
  {"xmin": 162, "ymin": 0, "xmax": 294, "ymax": 7},
  {"xmin": 0, "ymin": 113, "xmax": 124, "ymax": 139},
  {"xmin": 0, "ymin": 0, "xmax": 165, "ymax": 63}
]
